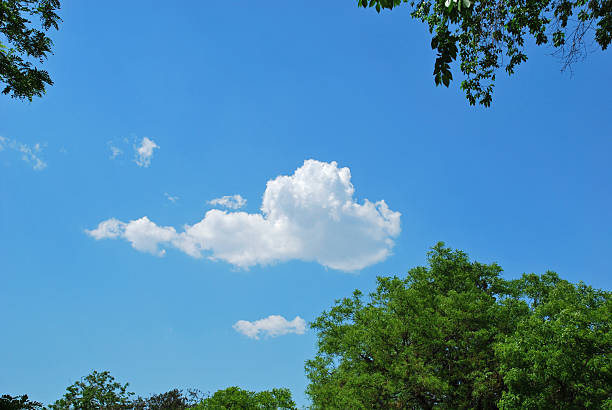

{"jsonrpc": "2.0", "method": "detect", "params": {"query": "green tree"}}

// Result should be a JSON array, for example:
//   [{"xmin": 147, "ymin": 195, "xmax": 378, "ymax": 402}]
[
  {"xmin": 0, "ymin": 0, "xmax": 61, "ymax": 100},
  {"xmin": 0, "ymin": 395, "xmax": 43, "ymax": 410},
  {"xmin": 495, "ymin": 272, "xmax": 612, "ymax": 409},
  {"xmin": 191, "ymin": 386, "xmax": 297, "ymax": 410},
  {"xmin": 306, "ymin": 243, "xmax": 516, "ymax": 408},
  {"xmin": 358, "ymin": 0, "xmax": 611, "ymax": 107},
  {"xmin": 305, "ymin": 243, "xmax": 611, "ymax": 409},
  {"xmin": 49, "ymin": 370, "xmax": 134, "ymax": 410}
]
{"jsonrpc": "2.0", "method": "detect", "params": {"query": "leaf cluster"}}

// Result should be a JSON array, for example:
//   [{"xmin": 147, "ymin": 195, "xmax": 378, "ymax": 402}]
[
  {"xmin": 0, "ymin": 395, "xmax": 43, "ymax": 410},
  {"xmin": 358, "ymin": 0, "xmax": 611, "ymax": 106},
  {"xmin": 0, "ymin": 0, "xmax": 61, "ymax": 100}
]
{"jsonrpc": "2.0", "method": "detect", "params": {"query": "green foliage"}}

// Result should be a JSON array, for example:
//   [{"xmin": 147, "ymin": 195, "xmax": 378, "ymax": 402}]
[
  {"xmin": 358, "ymin": 0, "xmax": 612, "ymax": 106},
  {"xmin": 306, "ymin": 242, "xmax": 612, "ymax": 409},
  {"xmin": 191, "ymin": 386, "xmax": 297, "ymax": 410},
  {"xmin": 0, "ymin": 0, "xmax": 61, "ymax": 100},
  {"xmin": 49, "ymin": 370, "xmax": 134, "ymax": 410},
  {"xmin": 496, "ymin": 273, "xmax": 612, "ymax": 409},
  {"xmin": 0, "ymin": 395, "xmax": 43, "ymax": 410}
]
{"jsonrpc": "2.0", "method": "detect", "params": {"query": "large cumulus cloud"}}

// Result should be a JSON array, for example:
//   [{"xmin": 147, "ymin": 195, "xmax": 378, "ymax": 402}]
[{"xmin": 86, "ymin": 159, "xmax": 401, "ymax": 271}]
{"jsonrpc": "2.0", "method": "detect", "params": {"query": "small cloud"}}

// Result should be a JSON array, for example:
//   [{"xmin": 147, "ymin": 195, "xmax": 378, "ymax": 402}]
[
  {"xmin": 233, "ymin": 315, "xmax": 306, "ymax": 339},
  {"xmin": 85, "ymin": 218, "xmax": 126, "ymax": 240},
  {"xmin": 134, "ymin": 137, "xmax": 159, "ymax": 167},
  {"xmin": 0, "ymin": 136, "xmax": 47, "ymax": 170},
  {"xmin": 109, "ymin": 144, "xmax": 122, "ymax": 159},
  {"xmin": 165, "ymin": 192, "xmax": 179, "ymax": 203},
  {"xmin": 208, "ymin": 194, "xmax": 247, "ymax": 210}
]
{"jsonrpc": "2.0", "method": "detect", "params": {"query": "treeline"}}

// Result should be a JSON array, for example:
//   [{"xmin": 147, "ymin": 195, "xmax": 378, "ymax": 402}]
[
  {"xmin": 3, "ymin": 244, "xmax": 611, "ymax": 409},
  {"xmin": 1, "ymin": 376, "xmax": 296, "ymax": 409}
]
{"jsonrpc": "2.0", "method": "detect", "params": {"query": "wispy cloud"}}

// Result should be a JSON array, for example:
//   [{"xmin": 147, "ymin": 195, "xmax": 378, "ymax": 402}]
[
  {"xmin": 0, "ymin": 136, "xmax": 47, "ymax": 170},
  {"xmin": 208, "ymin": 194, "xmax": 246, "ymax": 210},
  {"xmin": 165, "ymin": 192, "xmax": 179, "ymax": 203},
  {"xmin": 109, "ymin": 144, "xmax": 123, "ymax": 159},
  {"xmin": 86, "ymin": 159, "xmax": 401, "ymax": 271},
  {"xmin": 233, "ymin": 315, "xmax": 306, "ymax": 339},
  {"xmin": 134, "ymin": 137, "xmax": 159, "ymax": 167}
]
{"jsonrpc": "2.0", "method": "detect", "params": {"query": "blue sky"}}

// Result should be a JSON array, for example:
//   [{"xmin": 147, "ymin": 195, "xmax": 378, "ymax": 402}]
[{"xmin": 1, "ymin": 1, "xmax": 611, "ymax": 407}]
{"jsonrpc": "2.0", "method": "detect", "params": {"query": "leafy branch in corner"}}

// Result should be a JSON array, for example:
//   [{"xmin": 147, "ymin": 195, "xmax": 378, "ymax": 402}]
[{"xmin": 358, "ymin": 0, "xmax": 611, "ymax": 106}]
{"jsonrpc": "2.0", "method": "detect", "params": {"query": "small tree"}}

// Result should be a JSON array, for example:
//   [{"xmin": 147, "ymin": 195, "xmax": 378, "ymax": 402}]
[
  {"xmin": 49, "ymin": 370, "xmax": 134, "ymax": 410},
  {"xmin": 132, "ymin": 388, "xmax": 203, "ymax": 410},
  {"xmin": 192, "ymin": 386, "xmax": 297, "ymax": 410}
]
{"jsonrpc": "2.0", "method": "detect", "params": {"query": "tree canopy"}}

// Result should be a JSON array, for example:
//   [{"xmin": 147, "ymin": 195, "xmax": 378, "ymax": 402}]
[
  {"xmin": 306, "ymin": 243, "xmax": 611, "ymax": 409},
  {"xmin": 358, "ymin": 0, "xmax": 611, "ymax": 106},
  {"xmin": 0, "ymin": 0, "xmax": 61, "ymax": 100},
  {"xmin": 49, "ymin": 370, "xmax": 134, "ymax": 410}
]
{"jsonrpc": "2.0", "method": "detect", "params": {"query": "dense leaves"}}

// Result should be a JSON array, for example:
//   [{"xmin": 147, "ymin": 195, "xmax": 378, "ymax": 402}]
[
  {"xmin": 358, "ymin": 0, "xmax": 612, "ymax": 106},
  {"xmin": 306, "ymin": 242, "xmax": 611, "ymax": 409},
  {"xmin": 0, "ymin": 0, "xmax": 61, "ymax": 100},
  {"xmin": 496, "ymin": 273, "xmax": 612, "ymax": 409}
]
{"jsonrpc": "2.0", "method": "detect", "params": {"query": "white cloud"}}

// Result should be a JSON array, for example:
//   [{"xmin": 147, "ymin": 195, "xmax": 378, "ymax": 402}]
[
  {"xmin": 208, "ymin": 194, "xmax": 247, "ymax": 210},
  {"xmin": 233, "ymin": 315, "xmax": 306, "ymax": 339},
  {"xmin": 86, "ymin": 159, "xmax": 401, "ymax": 271},
  {"xmin": 165, "ymin": 192, "xmax": 179, "ymax": 203},
  {"xmin": 0, "ymin": 136, "xmax": 47, "ymax": 170},
  {"xmin": 86, "ymin": 216, "xmax": 175, "ymax": 256},
  {"xmin": 134, "ymin": 137, "xmax": 159, "ymax": 167}
]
